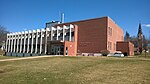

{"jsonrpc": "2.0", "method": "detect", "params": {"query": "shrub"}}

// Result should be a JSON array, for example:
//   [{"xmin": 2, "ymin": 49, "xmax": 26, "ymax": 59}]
[
  {"xmin": 0, "ymin": 49, "xmax": 5, "ymax": 55},
  {"xmin": 101, "ymin": 50, "xmax": 110, "ymax": 56}
]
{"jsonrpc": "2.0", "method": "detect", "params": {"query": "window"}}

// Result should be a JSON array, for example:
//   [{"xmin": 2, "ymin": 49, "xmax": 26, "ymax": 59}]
[
  {"xmin": 110, "ymin": 42, "xmax": 112, "ymax": 50},
  {"xmin": 114, "ymin": 43, "xmax": 116, "ymax": 50},
  {"xmin": 108, "ymin": 27, "xmax": 112, "ymax": 36},
  {"xmin": 66, "ymin": 47, "xmax": 68, "ymax": 55},
  {"xmin": 110, "ymin": 28, "xmax": 112, "ymax": 36},
  {"xmin": 108, "ymin": 42, "xmax": 112, "ymax": 50}
]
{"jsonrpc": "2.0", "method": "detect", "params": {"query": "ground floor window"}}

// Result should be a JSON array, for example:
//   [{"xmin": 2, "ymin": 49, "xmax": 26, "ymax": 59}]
[
  {"xmin": 50, "ymin": 45, "xmax": 64, "ymax": 55},
  {"xmin": 66, "ymin": 47, "xmax": 68, "ymax": 55}
]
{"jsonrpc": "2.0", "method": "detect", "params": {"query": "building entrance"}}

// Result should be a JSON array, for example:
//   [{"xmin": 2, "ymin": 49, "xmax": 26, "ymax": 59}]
[{"xmin": 51, "ymin": 45, "xmax": 64, "ymax": 55}]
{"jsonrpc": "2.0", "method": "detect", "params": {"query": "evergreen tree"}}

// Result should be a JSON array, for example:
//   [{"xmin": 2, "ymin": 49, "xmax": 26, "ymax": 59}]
[{"xmin": 124, "ymin": 31, "xmax": 130, "ymax": 41}]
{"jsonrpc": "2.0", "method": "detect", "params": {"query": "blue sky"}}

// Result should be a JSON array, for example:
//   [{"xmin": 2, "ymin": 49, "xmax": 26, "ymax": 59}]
[{"xmin": 0, "ymin": 0, "xmax": 150, "ymax": 38}]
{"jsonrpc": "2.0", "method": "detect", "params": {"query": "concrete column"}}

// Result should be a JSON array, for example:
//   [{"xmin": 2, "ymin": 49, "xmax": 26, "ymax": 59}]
[
  {"xmin": 11, "ymin": 33, "xmax": 14, "ymax": 52},
  {"xmin": 13, "ymin": 33, "xmax": 17, "ymax": 52},
  {"xmin": 63, "ymin": 25, "xmax": 66, "ymax": 41},
  {"xmin": 23, "ymin": 31, "xmax": 28, "ymax": 53},
  {"xmin": 5, "ymin": 34, "xmax": 8, "ymax": 52},
  {"xmin": 20, "ymin": 32, "xmax": 24, "ymax": 53},
  {"xmin": 16, "ymin": 32, "xmax": 20, "ymax": 53},
  {"xmin": 51, "ymin": 27, "xmax": 54, "ymax": 41},
  {"xmin": 57, "ymin": 26, "xmax": 62, "ymax": 40},
  {"xmin": 40, "ymin": 29, "xmax": 44, "ymax": 54},
  {"xmin": 35, "ymin": 29, "xmax": 40, "ymax": 53},
  {"xmin": 8, "ymin": 38, "xmax": 11, "ymax": 52},
  {"xmin": 31, "ymin": 30, "xmax": 36, "ymax": 53},
  {"xmin": 8, "ymin": 34, "xmax": 11, "ymax": 52},
  {"xmin": 45, "ymin": 28, "xmax": 50, "ymax": 54},
  {"xmin": 27, "ymin": 31, "xmax": 29, "ymax": 53},
  {"xmin": 10, "ymin": 34, "xmax": 12, "ymax": 52},
  {"xmin": 44, "ymin": 28, "xmax": 47, "ymax": 54},
  {"xmin": 35, "ymin": 30, "xmax": 38, "ymax": 53},
  {"xmin": 56, "ymin": 26, "xmax": 59, "ymax": 40},
  {"xmin": 23, "ymin": 32, "xmax": 26, "ymax": 53},
  {"xmin": 69, "ymin": 25, "xmax": 72, "ymax": 41},
  {"xmin": 10, "ymin": 35, "xmax": 12, "ymax": 52},
  {"xmin": 27, "ymin": 30, "xmax": 31, "ymax": 53},
  {"xmin": 16, "ymin": 34, "xmax": 18, "ymax": 53}
]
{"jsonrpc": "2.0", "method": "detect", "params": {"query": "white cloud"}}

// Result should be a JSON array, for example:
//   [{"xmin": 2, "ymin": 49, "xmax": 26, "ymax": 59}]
[
  {"xmin": 143, "ymin": 24, "xmax": 150, "ymax": 27},
  {"xmin": 23, "ymin": 28, "xmax": 27, "ymax": 31}
]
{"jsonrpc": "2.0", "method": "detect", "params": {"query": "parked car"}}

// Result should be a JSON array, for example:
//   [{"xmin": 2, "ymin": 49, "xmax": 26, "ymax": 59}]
[
  {"xmin": 107, "ymin": 53, "xmax": 114, "ymax": 56},
  {"xmin": 113, "ymin": 51, "xmax": 124, "ymax": 57}
]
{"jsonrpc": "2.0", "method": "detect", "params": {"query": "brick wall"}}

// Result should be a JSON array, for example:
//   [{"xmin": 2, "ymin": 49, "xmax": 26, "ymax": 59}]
[
  {"xmin": 116, "ymin": 41, "xmax": 134, "ymax": 56},
  {"xmin": 56, "ymin": 16, "xmax": 125, "ymax": 55},
  {"xmin": 64, "ymin": 41, "xmax": 76, "ymax": 56},
  {"xmin": 63, "ymin": 25, "xmax": 78, "ymax": 56},
  {"xmin": 107, "ymin": 17, "xmax": 124, "ymax": 53},
  {"xmin": 73, "ymin": 17, "xmax": 108, "ymax": 53}
]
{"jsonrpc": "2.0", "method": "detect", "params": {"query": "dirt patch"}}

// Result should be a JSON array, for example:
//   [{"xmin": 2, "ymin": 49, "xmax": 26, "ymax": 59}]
[{"xmin": 0, "ymin": 69, "xmax": 4, "ymax": 73}]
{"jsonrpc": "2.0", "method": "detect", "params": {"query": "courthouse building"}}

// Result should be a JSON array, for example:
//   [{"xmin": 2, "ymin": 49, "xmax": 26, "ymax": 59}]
[{"xmin": 5, "ymin": 16, "xmax": 134, "ymax": 56}]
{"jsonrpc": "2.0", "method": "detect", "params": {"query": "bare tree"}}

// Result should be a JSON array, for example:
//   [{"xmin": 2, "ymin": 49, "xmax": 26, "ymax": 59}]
[
  {"xmin": 0, "ymin": 25, "xmax": 9, "ymax": 46},
  {"xmin": 143, "ymin": 36, "xmax": 149, "ymax": 51},
  {"xmin": 130, "ymin": 36, "xmax": 138, "ymax": 46}
]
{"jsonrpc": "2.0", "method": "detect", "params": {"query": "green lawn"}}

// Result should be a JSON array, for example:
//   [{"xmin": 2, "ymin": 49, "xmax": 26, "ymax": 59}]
[
  {"xmin": 0, "ymin": 56, "xmax": 18, "ymax": 59},
  {"xmin": 0, "ymin": 56, "xmax": 150, "ymax": 84}
]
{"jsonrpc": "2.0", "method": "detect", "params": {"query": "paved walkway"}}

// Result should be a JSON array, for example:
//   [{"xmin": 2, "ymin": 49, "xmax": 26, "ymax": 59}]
[
  {"xmin": 0, "ymin": 55, "xmax": 150, "ymax": 62},
  {"xmin": 0, "ymin": 55, "xmax": 63, "ymax": 62}
]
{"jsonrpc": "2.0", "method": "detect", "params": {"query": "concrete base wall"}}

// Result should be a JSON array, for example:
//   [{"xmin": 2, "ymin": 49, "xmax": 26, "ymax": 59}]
[
  {"xmin": 31, "ymin": 53, "xmax": 40, "ymax": 56},
  {"xmin": 6, "ymin": 52, "xmax": 11, "ymax": 56},
  {"xmin": 5, "ymin": 52, "xmax": 44, "ymax": 57},
  {"xmin": 40, "ymin": 54, "xmax": 46, "ymax": 56},
  {"xmin": 11, "ymin": 52, "xmax": 17, "ymax": 56},
  {"xmin": 24, "ymin": 53, "xmax": 31, "ymax": 57},
  {"xmin": 16, "ymin": 53, "xmax": 24, "ymax": 57}
]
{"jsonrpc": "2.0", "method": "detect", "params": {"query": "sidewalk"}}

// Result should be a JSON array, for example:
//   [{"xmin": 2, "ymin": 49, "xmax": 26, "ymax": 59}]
[{"xmin": 0, "ymin": 55, "xmax": 63, "ymax": 62}]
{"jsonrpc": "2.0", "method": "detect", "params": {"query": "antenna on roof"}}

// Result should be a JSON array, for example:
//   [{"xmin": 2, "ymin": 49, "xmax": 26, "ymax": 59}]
[{"xmin": 60, "ymin": 12, "xmax": 64, "ymax": 23}]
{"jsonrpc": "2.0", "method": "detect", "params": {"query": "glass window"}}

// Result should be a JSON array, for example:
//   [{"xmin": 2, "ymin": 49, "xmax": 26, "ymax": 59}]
[
  {"xmin": 108, "ymin": 27, "xmax": 112, "ymax": 36},
  {"xmin": 66, "ymin": 47, "xmax": 68, "ymax": 55},
  {"xmin": 108, "ymin": 41, "xmax": 112, "ymax": 50}
]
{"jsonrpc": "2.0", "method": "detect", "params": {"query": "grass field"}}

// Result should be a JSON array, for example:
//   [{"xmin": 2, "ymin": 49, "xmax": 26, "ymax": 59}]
[
  {"xmin": 0, "ymin": 56, "xmax": 150, "ymax": 84},
  {"xmin": 0, "ymin": 56, "xmax": 18, "ymax": 60}
]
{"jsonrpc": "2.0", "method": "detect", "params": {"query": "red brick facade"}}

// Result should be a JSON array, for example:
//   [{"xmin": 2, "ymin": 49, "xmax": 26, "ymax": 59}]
[
  {"xmin": 107, "ymin": 17, "xmax": 124, "ymax": 53},
  {"xmin": 56, "ymin": 16, "xmax": 134, "ymax": 56},
  {"xmin": 6, "ymin": 16, "xmax": 134, "ymax": 56},
  {"xmin": 63, "ymin": 25, "xmax": 78, "ymax": 56},
  {"xmin": 116, "ymin": 42, "xmax": 134, "ymax": 56},
  {"xmin": 64, "ymin": 41, "xmax": 75, "ymax": 56}
]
